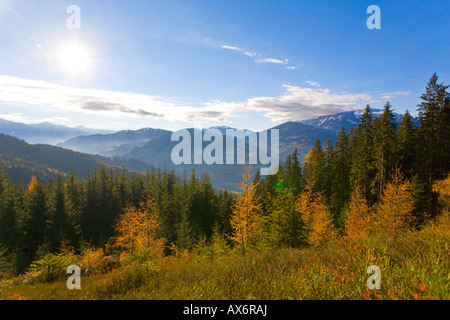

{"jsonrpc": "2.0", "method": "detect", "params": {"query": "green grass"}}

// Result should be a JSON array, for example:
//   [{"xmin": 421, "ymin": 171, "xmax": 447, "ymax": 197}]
[{"xmin": 1, "ymin": 229, "xmax": 448, "ymax": 301}]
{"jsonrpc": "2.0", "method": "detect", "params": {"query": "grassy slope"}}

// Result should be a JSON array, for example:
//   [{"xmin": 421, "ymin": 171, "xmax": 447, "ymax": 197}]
[{"xmin": 0, "ymin": 224, "xmax": 448, "ymax": 301}]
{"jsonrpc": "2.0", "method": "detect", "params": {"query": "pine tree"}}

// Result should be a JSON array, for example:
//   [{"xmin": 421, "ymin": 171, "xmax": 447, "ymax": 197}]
[
  {"xmin": 409, "ymin": 174, "xmax": 430, "ymax": 228},
  {"xmin": 330, "ymin": 127, "xmax": 351, "ymax": 223},
  {"xmin": 0, "ymin": 174, "xmax": 17, "ymax": 251},
  {"xmin": 350, "ymin": 105, "xmax": 376, "ymax": 204},
  {"xmin": 216, "ymin": 189, "xmax": 233, "ymax": 236},
  {"xmin": 175, "ymin": 211, "xmax": 194, "ymax": 251},
  {"xmin": 198, "ymin": 174, "xmax": 219, "ymax": 238},
  {"xmin": 282, "ymin": 148, "xmax": 303, "ymax": 194},
  {"xmin": 264, "ymin": 181, "xmax": 303, "ymax": 248},
  {"xmin": 397, "ymin": 110, "xmax": 416, "ymax": 178},
  {"xmin": 416, "ymin": 73, "xmax": 450, "ymax": 185},
  {"xmin": 159, "ymin": 169, "xmax": 181, "ymax": 245},
  {"xmin": 64, "ymin": 169, "xmax": 82, "ymax": 246},
  {"xmin": 96, "ymin": 165, "xmax": 116, "ymax": 242},
  {"xmin": 24, "ymin": 176, "xmax": 48, "ymax": 263},
  {"xmin": 372, "ymin": 102, "xmax": 397, "ymax": 201},
  {"xmin": 323, "ymin": 139, "xmax": 335, "ymax": 201},
  {"xmin": 81, "ymin": 169, "xmax": 99, "ymax": 245},
  {"xmin": 114, "ymin": 169, "xmax": 131, "ymax": 210},
  {"xmin": 0, "ymin": 168, "xmax": 5, "ymax": 197},
  {"xmin": 48, "ymin": 174, "xmax": 68, "ymax": 251}
]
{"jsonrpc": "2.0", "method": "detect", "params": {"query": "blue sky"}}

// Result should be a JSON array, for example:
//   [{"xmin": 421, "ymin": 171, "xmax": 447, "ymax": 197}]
[{"xmin": 0, "ymin": 0, "xmax": 449, "ymax": 131}]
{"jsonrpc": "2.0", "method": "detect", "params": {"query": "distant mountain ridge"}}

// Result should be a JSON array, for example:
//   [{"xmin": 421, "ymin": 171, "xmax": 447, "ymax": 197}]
[
  {"xmin": 116, "ymin": 123, "xmax": 337, "ymax": 190},
  {"xmin": 0, "ymin": 133, "xmax": 151, "ymax": 185},
  {"xmin": 299, "ymin": 109, "xmax": 419, "ymax": 132},
  {"xmin": 0, "ymin": 109, "xmax": 419, "ymax": 190},
  {"xmin": 57, "ymin": 127, "xmax": 171, "ymax": 156},
  {"xmin": 0, "ymin": 118, "xmax": 112, "ymax": 145}
]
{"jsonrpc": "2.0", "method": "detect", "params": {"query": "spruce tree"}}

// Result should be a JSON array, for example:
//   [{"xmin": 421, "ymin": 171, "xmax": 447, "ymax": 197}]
[
  {"xmin": 24, "ymin": 176, "xmax": 48, "ymax": 263},
  {"xmin": 330, "ymin": 127, "xmax": 351, "ymax": 223},
  {"xmin": 397, "ymin": 110, "xmax": 416, "ymax": 178},
  {"xmin": 48, "ymin": 174, "xmax": 67, "ymax": 251},
  {"xmin": 350, "ymin": 105, "xmax": 375, "ymax": 204},
  {"xmin": 264, "ymin": 181, "xmax": 302, "ymax": 248},
  {"xmin": 416, "ymin": 73, "xmax": 450, "ymax": 185},
  {"xmin": 64, "ymin": 169, "xmax": 82, "ymax": 246},
  {"xmin": 373, "ymin": 102, "xmax": 397, "ymax": 201}
]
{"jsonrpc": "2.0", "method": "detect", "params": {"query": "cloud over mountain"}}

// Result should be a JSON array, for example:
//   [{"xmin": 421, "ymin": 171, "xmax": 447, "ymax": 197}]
[{"xmin": 1, "ymin": 75, "xmax": 382, "ymax": 125}]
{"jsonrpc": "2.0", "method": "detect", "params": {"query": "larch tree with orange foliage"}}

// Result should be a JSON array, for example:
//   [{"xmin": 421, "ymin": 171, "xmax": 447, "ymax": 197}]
[
  {"xmin": 296, "ymin": 180, "xmax": 337, "ymax": 246},
  {"xmin": 344, "ymin": 191, "xmax": 372, "ymax": 242},
  {"xmin": 375, "ymin": 169, "xmax": 415, "ymax": 239},
  {"xmin": 432, "ymin": 174, "xmax": 450, "ymax": 212},
  {"xmin": 229, "ymin": 167, "xmax": 262, "ymax": 253},
  {"xmin": 430, "ymin": 174, "xmax": 450, "ymax": 234},
  {"xmin": 113, "ymin": 196, "xmax": 166, "ymax": 259}
]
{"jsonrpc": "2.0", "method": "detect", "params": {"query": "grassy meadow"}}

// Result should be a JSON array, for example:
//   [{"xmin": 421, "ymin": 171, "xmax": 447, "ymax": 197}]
[{"xmin": 1, "ymin": 214, "xmax": 448, "ymax": 300}]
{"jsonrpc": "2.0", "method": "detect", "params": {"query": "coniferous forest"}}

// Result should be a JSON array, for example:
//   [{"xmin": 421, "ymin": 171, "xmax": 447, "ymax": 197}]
[{"xmin": 0, "ymin": 74, "xmax": 449, "ymax": 300}]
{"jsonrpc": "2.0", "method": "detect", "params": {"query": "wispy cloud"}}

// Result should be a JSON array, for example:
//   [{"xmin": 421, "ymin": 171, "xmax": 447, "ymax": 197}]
[
  {"xmin": 221, "ymin": 44, "xmax": 295, "ymax": 69},
  {"xmin": 379, "ymin": 91, "xmax": 411, "ymax": 100},
  {"xmin": 305, "ymin": 80, "xmax": 321, "ymax": 87},
  {"xmin": 255, "ymin": 58, "xmax": 289, "ymax": 65},
  {"xmin": 221, "ymin": 45, "xmax": 241, "ymax": 51}
]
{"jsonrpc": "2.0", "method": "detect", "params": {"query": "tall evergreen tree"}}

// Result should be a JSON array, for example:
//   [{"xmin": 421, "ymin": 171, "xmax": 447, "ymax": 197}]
[
  {"xmin": 24, "ymin": 176, "xmax": 48, "ymax": 262},
  {"xmin": 64, "ymin": 169, "xmax": 82, "ymax": 246},
  {"xmin": 264, "ymin": 181, "xmax": 303, "ymax": 248},
  {"xmin": 48, "ymin": 174, "xmax": 67, "ymax": 251},
  {"xmin": 416, "ymin": 73, "xmax": 450, "ymax": 216},
  {"xmin": 282, "ymin": 147, "xmax": 303, "ymax": 194},
  {"xmin": 0, "ymin": 173, "xmax": 18, "ymax": 252},
  {"xmin": 323, "ymin": 139, "xmax": 335, "ymax": 201},
  {"xmin": 330, "ymin": 127, "xmax": 351, "ymax": 223},
  {"xmin": 350, "ymin": 105, "xmax": 376, "ymax": 204},
  {"xmin": 373, "ymin": 102, "xmax": 397, "ymax": 201},
  {"xmin": 397, "ymin": 110, "xmax": 416, "ymax": 178},
  {"xmin": 416, "ymin": 73, "xmax": 450, "ymax": 185}
]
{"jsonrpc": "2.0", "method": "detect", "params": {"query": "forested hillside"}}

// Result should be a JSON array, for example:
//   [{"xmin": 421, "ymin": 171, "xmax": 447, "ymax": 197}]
[
  {"xmin": 0, "ymin": 133, "xmax": 151, "ymax": 184},
  {"xmin": 0, "ymin": 74, "xmax": 449, "ymax": 300}
]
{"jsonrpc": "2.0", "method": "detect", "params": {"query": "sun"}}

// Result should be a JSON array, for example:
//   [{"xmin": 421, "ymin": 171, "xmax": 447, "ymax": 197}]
[{"xmin": 57, "ymin": 42, "xmax": 91, "ymax": 76}]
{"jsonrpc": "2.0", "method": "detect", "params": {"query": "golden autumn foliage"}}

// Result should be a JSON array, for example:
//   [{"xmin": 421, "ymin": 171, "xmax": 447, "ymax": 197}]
[
  {"xmin": 433, "ymin": 174, "xmax": 450, "ymax": 210},
  {"xmin": 375, "ymin": 169, "xmax": 414, "ymax": 239},
  {"xmin": 27, "ymin": 176, "xmax": 38, "ymax": 194},
  {"xmin": 112, "ymin": 197, "xmax": 166, "ymax": 259},
  {"xmin": 343, "ymin": 191, "xmax": 372, "ymax": 242},
  {"xmin": 229, "ymin": 167, "xmax": 262, "ymax": 252},
  {"xmin": 296, "ymin": 181, "xmax": 337, "ymax": 246},
  {"xmin": 429, "ymin": 174, "xmax": 450, "ymax": 236},
  {"xmin": 79, "ymin": 247, "xmax": 107, "ymax": 274}
]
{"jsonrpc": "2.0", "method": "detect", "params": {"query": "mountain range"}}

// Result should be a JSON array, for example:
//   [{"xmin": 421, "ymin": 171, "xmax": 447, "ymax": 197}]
[
  {"xmin": 0, "ymin": 118, "xmax": 113, "ymax": 145},
  {"xmin": 0, "ymin": 133, "xmax": 151, "ymax": 185},
  {"xmin": 0, "ymin": 109, "xmax": 418, "ymax": 190},
  {"xmin": 298, "ymin": 109, "xmax": 419, "ymax": 132}
]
